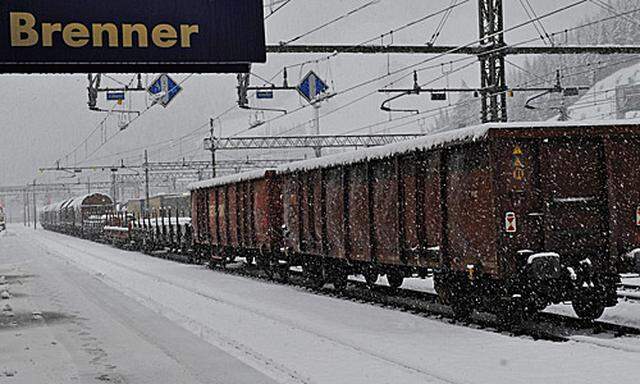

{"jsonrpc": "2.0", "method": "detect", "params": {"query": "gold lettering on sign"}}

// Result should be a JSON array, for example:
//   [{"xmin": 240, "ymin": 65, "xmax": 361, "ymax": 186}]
[
  {"xmin": 42, "ymin": 23, "xmax": 62, "ymax": 47},
  {"xmin": 63, "ymin": 23, "xmax": 90, "ymax": 48},
  {"xmin": 122, "ymin": 24, "xmax": 149, "ymax": 48},
  {"xmin": 92, "ymin": 24, "xmax": 119, "ymax": 47},
  {"xmin": 8, "ymin": 12, "xmax": 201, "ymax": 49},
  {"xmin": 152, "ymin": 24, "xmax": 178, "ymax": 48},
  {"xmin": 180, "ymin": 25, "xmax": 200, "ymax": 48},
  {"xmin": 10, "ymin": 12, "xmax": 38, "ymax": 47}
]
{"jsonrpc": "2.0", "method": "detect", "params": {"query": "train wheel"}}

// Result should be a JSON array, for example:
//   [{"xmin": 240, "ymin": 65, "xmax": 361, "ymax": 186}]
[
  {"xmin": 572, "ymin": 289, "xmax": 605, "ymax": 320},
  {"xmin": 245, "ymin": 254, "xmax": 255, "ymax": 267},
  {"xmin": 304, "ymin": 263, "xmax": 325, "ymax": 290},
  {"xmin": 276, "ymin": 264, "xmax": 290, "ymax": 283},
  {"xmin": 451, "ymin": 298, "xmax": 472, "ymax": 320},
  {"xmin": 363, "ymin": 269, "xmax": 379, "ymax": 289},
  {"xmin": 386, "ymin": 271, "xmax": 404, "ymax": 290},
  {"xmin": 496, "ymin": 298, "xmax": 525, "ymax": 327},
  {"xmin": 435, "ymin": 274, "xmax": 472, "ymax": 320},
  {"xmin": 332, "ymin": 269, "xmax": 348, "ymax": 291}
]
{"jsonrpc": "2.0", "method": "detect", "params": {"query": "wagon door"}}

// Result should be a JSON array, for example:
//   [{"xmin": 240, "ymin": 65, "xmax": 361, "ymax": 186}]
[{"xmin": 540, "ymin": 138, "xmax": 610, "ymax": 266}]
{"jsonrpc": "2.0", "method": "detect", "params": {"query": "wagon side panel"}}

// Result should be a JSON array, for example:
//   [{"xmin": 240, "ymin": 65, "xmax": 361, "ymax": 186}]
[
  {"xmin": 325, "ymin": 167, "xmax": 347, "ymax": 259},
  {"xmin": 445, "ymin": 144, "xmax": 498, "ymax": 275},
  {"xmin": 421, "ymin": 152, "xmax": 443, "ymax": 261},
  {"xmin": 227, "ymin": 184, "xmax": 240, "ymax": 247},
  {"xmin": 208, "ymin": 188, "xmax": 219, "ymax": 246},
  {"xmin": 399, "ymin": 155, "xmax": 419, "ymax": 266},
  {"xmin": 282, "ymin": 174, "xmax": 303, "ymax": 254},
  {"xmin": 218, "ymin": 186, "xmax": 229, "ymax": 247},
  {"xmin": 301, "ymin": 170, "xmax": 323, "ymax": 256},
  {"xmin": 253, "ymin": 178, "xmax": 270, "ymax": 248},
  {"xmin": 605, "ymin": 137, "xmax": 640, "ymax": 258},
  {"xmin": 268, "ymin": 174, "xmax": 284, "ymax": 251},
  {"xmin": 491, "ymin": 139, "xmax": 543, "ymax": 277},
  {"xmin": 371, "ymin": 159, "xmax": 401, "ymax": 265},
  {"xmin": 348, "ymin": 162, "xmax": 371, "ymax": 262}
]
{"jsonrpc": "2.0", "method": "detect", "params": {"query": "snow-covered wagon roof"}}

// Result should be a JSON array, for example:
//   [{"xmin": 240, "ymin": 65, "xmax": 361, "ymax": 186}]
[
  {"xmin": 68, "ymin": 193, "xmax": 112, "ymax": 209},
  {"xmin": 277, "ymin": 120, "xmax": 640, "ymax": 173},
  {"xmin": 188, "ymin": 169, "xmax": 273, "ymax": 191},
  {"xmin": 42, "ymin": 193, "xmax": 112, "ymax": 213}
]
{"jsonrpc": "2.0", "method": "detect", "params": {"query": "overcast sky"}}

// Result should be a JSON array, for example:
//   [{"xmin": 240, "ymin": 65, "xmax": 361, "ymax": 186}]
[{"xmin": 0, "ymin": 0, "xmax": 606, "ymax": 187}]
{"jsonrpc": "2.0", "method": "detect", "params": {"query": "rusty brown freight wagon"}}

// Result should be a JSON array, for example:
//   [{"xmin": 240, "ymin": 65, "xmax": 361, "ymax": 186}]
[
  {"xmin": 188, "ymin": 170, "xmax": 283, "ymax": 269},
  {"xmin": 277, "ymin": 121, "xmax": 640, "ymax": 320}
]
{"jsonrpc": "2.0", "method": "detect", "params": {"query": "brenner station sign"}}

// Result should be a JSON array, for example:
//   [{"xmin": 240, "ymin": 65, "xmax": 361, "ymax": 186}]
[{"xmin": 0, "ymin": 0, "xmax": 266, "ymax": 73}]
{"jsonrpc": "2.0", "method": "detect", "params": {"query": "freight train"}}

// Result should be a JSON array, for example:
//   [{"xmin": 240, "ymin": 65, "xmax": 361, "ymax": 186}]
[
  {"xmin": 41, "ymin": 193, "xmax": 113, "ymax": 239},
  {"xmin": 41, "ymin": 121, "xmax": 640, "ymax": 321}
]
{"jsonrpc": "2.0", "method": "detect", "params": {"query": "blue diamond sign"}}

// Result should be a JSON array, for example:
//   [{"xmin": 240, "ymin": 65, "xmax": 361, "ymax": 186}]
[
  {"xmin": 297, "ymin": 71, "xmax": 328, "ymax": 103},
  {"xmin": 148, "ymin": 74, "xmax": 182, "ymax": 108}
]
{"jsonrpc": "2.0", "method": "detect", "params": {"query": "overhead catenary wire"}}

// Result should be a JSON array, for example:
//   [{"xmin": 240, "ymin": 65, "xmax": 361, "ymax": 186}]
[
  {"xmin": 427, "ymin": 0, "xmax": 459, "ymax": 46},
  {"xmin": 362, "ymin": 55, "xmax": 640, "ymax": 136},
  {"xmin": 229, "ymin": 0, "xmax": 592, "ymax": 138},
  {"xmin": 587, "ymin": 0, "xmax": 640, "ymax": 29},
  {"xmin": 282, "ymin": 0, "xmax": 471, "ymax": 71},
  {"xmin": 273, "ymin": 2, "xmax": 640, "ymax": 136},
  {"xmin": 264, "ymin": 0, "xmax": 294, "ymax": 20},
  {"xmin": 522, "ymin": 0, "xmax": 552, "ymax": 45},
  {"xmin": 153, "ymin": 1, "xmax": 473, "ymax": 145},
  {"xmin": 279, "ymin": 0, "xmax": 382, "ymax": 46},
  {"xmin": 136, "ymin": 0, "xmax": 639, "ymax": 162},
  {"xmin": 82, "ymin": 74, "xmax": 197, "ymax": 163},
  {"xmin": 63, "ymin": 0, "xmax": 636, "ymax": 170},
  {"xmin": 156, "ymin": 2, "xmax": 640, "ymax": 155},
  {"xmin": 57, "ymin": 73, "xmax": 139, "ymax": 166}
]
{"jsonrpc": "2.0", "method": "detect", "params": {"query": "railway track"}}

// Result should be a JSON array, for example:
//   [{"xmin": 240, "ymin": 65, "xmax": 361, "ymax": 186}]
[
  {"xmin": 199, "ymin": 257, "xmax": 640, "ymax": 343},
  {"xmin": 618, "ymin": 283, "xmax": 640, "ymax": 303},
  {"xmin": 65, "ymin": 237, "xmax": 640, "ymax": 344}
]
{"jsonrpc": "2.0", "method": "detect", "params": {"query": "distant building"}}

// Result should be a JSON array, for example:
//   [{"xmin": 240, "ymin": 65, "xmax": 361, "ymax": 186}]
[{"xmin": 126, "ymin": 193, "xmax": 190, "ymax": 218}]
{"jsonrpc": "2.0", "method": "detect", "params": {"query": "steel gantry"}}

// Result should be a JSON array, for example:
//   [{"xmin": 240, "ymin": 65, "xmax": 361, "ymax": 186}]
[
  {"xmin": 39, "ymin": 158, "xmax": 302, "ymax": 173},
  {"xmin": 207, "ymin": 133, "xmax": 425, "ymax": 150}
]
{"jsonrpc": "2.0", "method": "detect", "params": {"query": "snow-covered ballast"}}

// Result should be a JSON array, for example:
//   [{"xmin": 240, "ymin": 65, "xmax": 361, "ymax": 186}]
[
  {"xmin": 187, "ymin": 169, "xmax": 283, "ymax": 266},
  {"xmin": 274, "ymin": 120, "xmax": 640, "ymax": 320}
]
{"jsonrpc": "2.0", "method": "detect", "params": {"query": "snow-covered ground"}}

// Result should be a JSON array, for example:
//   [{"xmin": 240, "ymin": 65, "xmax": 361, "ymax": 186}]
[
  {"xmin": 359, "ymin": 275, "xmax": 640, "ymax": 329},
  {"xmin": 2, "ymin": 225, "xmax": 640, "ymax": 383}
]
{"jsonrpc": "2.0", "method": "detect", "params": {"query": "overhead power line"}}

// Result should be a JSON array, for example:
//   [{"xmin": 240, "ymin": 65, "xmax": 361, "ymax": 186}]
[
  {"xmin": 251, "ymin": 2, "xmax": 640, "ymax": 135},
  {"xmin": 280, "ymin": 0, "xmax": 382, "ymax": 45}
]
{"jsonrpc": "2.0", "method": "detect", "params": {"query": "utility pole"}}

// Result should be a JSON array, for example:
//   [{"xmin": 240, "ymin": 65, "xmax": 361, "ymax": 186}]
[
  {"xmin": 110, "ymin": 171, "xmax": 117, "ymax": 210},
  {"xmin": 25, "ymin": 190, "xmax": 29, "ymax": 227},
  {"xmin": 32, "ymin": 180, "xmax": 36, "ymax": 230},
  {"xmin": 312, "ymin": 101, "xmax": 321, "ymax": 158},
  {"xmin": 144, "ymin": 150, "xmax": 150, "ymax": 217},
  {"xmin": 209, "ymin": 118, "xmax": 217, "ymax": 178},
  {"xmin": 87, "ymin": 177, "xmax": 91, "ymax": 194},
  {"xmin": 23, "ymin": 189, "xmax": 26, "ymax": 226}
]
